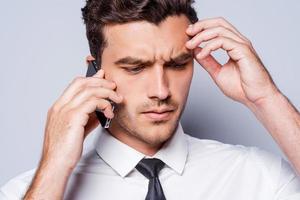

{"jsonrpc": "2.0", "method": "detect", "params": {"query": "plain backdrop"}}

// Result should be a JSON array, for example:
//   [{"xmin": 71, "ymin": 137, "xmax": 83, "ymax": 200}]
[{"xmin": 0, "ymin": 0, "xmax": 299, "ymax": 186}]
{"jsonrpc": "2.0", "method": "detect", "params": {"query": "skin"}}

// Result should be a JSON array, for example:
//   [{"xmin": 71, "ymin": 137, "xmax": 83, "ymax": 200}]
[
  {"xmin": 102, "ymin": 15, "xmax": 194, "ymax": 156},
  {"xmin": 184, "ymin": 17, "xmax": 300, "ymax": 175},
  {"xmin": 24, "ymin": 15, "xmax": 300, "ymax": 199}
]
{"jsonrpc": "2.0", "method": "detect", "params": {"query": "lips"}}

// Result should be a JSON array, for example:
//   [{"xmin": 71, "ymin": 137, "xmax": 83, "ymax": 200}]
[
  {"xmin": 142, "ymin": 107, "xmax": 174, "ymax": 114},
  {"xmin": 142, "ymin": 108, "xmax": 175, "ymax": 121}
]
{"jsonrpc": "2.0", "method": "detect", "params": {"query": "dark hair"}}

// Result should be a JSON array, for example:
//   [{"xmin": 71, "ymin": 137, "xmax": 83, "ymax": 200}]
[{"xmin": 81, "ymin": 0, "xmax": 198, "ymax": 64}]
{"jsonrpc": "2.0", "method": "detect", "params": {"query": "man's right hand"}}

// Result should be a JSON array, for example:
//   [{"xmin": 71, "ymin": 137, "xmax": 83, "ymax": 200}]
[{"xmin": 24, "ymin": 68, "xmax": 123, "ymax": 199}]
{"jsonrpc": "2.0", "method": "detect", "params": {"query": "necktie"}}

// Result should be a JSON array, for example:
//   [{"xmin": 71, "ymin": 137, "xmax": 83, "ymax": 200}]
[{"xmin": 135, "ymin": 158, "xmax": 166, "ymax": 200}]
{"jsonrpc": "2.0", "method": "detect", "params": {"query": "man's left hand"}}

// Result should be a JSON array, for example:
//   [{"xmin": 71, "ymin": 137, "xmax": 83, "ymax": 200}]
[
  {"xmin": 185, "ymin": 17, "xmax": 300, "ymax": 175},
  {"xmin": 185, "ymin": 17, "xmax": 279, "ymax": 107}
]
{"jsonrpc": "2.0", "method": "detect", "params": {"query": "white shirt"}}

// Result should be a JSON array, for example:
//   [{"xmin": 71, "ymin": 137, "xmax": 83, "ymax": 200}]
[{"xmin": 1, "ymin": 122, "xmax": 300, "ymax": 200}]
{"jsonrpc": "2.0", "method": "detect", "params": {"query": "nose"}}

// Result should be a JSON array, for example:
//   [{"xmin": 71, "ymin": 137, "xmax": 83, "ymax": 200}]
[{"xmin": 147, "ymin": 64, "xmax": 171, "ymax": 101}]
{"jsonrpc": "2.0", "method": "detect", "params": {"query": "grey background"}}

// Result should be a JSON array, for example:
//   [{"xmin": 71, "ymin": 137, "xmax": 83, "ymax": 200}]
[{"xmin": 0, "ymin": 0, "xmax": 299, "ymax": 186}]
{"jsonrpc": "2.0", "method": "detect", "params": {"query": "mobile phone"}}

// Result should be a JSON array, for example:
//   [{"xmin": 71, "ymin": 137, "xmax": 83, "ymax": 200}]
[{"xmin": 85, "ymin": 60, "xmax": 115, "ymax": 128}]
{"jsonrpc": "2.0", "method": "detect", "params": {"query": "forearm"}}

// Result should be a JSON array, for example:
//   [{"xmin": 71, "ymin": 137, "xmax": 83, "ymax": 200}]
[
  {"xmin": 246, "ymin": 92, "xmax": 300, "ymax": 174},
  {"xmin": 23, "ymin": 159, "xmax": 73, "ymax": 200}
]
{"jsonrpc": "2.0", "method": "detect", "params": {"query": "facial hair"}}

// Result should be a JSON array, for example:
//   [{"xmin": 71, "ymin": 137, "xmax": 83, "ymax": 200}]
[{"xmin": 109, "ymin": 97, "xmax": 186, "ymax": 148}]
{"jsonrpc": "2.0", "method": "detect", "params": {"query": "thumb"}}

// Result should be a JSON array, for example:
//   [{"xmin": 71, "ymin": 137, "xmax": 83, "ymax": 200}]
[{"xmin": 194, "ymin": 47, "xmax": 222, "ymax": 80}]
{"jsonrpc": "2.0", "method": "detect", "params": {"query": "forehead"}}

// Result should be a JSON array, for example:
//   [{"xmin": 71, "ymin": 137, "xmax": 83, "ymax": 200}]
[{"xmin": 102, "ymin": 15, "xmax": 191, "ymax": 61}]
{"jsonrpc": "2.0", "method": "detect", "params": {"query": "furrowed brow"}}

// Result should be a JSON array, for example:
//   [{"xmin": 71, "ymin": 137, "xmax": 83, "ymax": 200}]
[
  {"xmin": 114, "ymin": 56, "xmax": 153, "ymax": 66},
  {"xmin": 165, "ymin": 52, "xmax": 193, "ymax": 65}
]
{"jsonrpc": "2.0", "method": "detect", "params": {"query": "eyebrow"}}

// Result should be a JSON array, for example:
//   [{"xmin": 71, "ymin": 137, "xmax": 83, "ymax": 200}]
[
  {"xmin": 114, "ymin": 52, "xmax": 193, "ymax": 66},
  {"xmin": 165, "ymin": 52, "xmax": 193, "ymax": 66},
  {"xmin": 114, "ymin": 57, "xmax": 152, "ymax": 66}
]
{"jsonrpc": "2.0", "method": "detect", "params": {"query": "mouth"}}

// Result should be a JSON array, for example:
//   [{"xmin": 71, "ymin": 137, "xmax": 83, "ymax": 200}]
[{"xmin": 142, "ymin": 108, "xmax": 175, "ymax": 121}]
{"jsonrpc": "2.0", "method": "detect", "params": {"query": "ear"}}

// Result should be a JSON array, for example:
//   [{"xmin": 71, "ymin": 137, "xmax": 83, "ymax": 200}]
[{"xmin": 85, "ymin": 55, "xmax": 95, "ymax": 65}]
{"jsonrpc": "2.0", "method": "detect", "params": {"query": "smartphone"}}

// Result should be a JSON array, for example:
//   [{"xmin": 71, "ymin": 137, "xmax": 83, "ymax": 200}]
[{"xmin": 85, "ymin": 60, "xmax": 115, "ymax": 128}]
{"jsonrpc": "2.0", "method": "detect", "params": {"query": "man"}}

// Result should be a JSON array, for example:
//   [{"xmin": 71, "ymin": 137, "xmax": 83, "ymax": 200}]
[{"xmin": 1, "ymin": 0, "xmax": 300, "ymax": 199}]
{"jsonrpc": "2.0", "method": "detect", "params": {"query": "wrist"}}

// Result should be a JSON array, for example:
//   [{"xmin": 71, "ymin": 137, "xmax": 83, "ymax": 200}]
[
  {"xmin": 244, "ymin": 89, "xmax": 283, "ymax": 111},
  {"xmin": 24, "ymin": 159, "xmax": 73, "ymax": 199},
  {"xmin": 38, "ymin": 157, "xmax": 75, "ymax": 176}
]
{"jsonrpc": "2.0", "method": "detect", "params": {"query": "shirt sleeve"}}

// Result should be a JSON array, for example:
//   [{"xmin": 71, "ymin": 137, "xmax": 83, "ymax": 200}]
[
  {"xmin": 0, "ymin": 169, "xmax": 36, "ymax": 200},
  {"xmin": 275, "ymin": 158, "xmax": 300, "ymax": 199},
  {"xmin": 0, "ymin": 180, "xmax": 26, "ymax": 200}
]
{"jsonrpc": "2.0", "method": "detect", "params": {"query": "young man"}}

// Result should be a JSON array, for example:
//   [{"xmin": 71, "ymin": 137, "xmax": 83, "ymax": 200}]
[{"xmin": 1, "ymin": 0, "xmax": 300, "ymax": 199}]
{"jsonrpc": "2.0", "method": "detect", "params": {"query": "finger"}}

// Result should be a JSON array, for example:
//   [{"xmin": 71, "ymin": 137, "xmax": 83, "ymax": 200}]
[
  {"xmin": 186, "ymin": 17, "xmax": 249, "ymax": 42},
  {"xmin": 66, "ymin": 99, "xmax": 114, "ymax": 127},
  {"xmin": 54, "ymin": 69, "xmax": 108, "ymax": 108},
  {"xmin": 195, "ymin": 36, "xmax": 250, "ymax": 62},
  {"xmin": 92, "ymin": 68, "xmax": 105, "ymax": 78},
  {"xmin": 84, "ymin": 112, "xmax": 100, "ymax": 138},
  {"xmin": 186, "ymin": 26, "xmax": 247, "ymax": 50},
  {"xmin": 76, "ymin": 98, "xmax": 115, "ymax": 119},
  {"xmin": 193, "ymin": 47, "xmax": 222, "ymax": 80},
  {"xmin": 66, "ymin": 86, "xmax": 123, "ymax": 110},
  {"xmin": 85, "ymin": 55, "xmax": 95, "ymax": 65},
  {"xmin": 61, "ymin": 69, "xmax": 105, "ymax": 102}
]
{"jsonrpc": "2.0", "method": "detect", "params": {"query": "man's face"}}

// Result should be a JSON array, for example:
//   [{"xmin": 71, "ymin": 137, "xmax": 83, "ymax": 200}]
[{"xmin": 101, "ymin": 15, "xmax": 194, "ymax": 148}]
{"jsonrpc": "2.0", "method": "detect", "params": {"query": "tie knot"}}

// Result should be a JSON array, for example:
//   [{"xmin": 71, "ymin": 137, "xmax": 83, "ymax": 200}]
[{"xmin": 135, "ymin": 158, "xmax": 165, "ymax": 179}]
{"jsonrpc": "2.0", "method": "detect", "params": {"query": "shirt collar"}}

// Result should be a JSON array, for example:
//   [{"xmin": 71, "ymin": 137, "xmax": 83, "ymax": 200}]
[{"xmin": 95, "ymin": 121, "xmax": 188, "ymax": 178}]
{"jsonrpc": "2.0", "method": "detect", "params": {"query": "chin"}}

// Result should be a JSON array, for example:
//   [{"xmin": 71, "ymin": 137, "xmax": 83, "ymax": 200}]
[
  {"xmin": 138, "ymin": 118, "xmax": 178, "ymax": 145},
  {"xmin": 112, "ymin": 108, "xmax": 181, "ymax": 146}
]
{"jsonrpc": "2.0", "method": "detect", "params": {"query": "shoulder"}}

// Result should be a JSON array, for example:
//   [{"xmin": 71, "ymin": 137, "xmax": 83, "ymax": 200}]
[
  {"xmin": 0, "ymin": 168, "xmax": 36, "ymax": 200},
  {"xmin": 184, "ymin": 133, "xmax": 285, "ymax": 173},
  {"xmin": 184, "ymin": 134, "xmax": 300, "ymax": 195}
]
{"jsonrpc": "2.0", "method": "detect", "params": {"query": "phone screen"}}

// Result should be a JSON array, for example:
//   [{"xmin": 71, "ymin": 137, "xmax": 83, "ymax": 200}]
[{"xmin": 85, "ymin": 60, "xmax": 115, "ymax": 128}]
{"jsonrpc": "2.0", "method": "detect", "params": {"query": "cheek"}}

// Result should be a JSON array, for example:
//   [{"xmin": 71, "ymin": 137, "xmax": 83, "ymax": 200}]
[{"xmin": 112, "ymin": 76, "xmax": 143, "ymax": 114}]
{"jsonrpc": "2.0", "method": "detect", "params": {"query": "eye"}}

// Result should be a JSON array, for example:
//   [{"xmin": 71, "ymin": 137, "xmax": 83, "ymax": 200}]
[
  {"xmin": 125, "ymin": 66, "xmax": 145, "ymax": 74},
  {"xmin": 169, "ymin": 63, "xmax": 188, "ymax": 69}
]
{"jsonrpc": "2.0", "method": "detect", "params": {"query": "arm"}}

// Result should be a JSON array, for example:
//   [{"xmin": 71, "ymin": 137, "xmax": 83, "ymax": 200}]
[
  {"xmin": 185, "ymin": 17, "xmax": 300, "ymax": 174},
  {"xmin": 23, "ymin": 160, "xmax": 73, "ymax": 199},
  {"xmin": 246, "ymin": 92, "xmax": 300, "ymax": 174},
  {"xmin": 23, "ymin": 66, "xmax": 123, "ymax": 199}
]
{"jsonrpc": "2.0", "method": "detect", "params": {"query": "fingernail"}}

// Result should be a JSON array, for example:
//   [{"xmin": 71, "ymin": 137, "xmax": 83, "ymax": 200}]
[
  {"xmin": 186, "ymin": 40, "xmax": 193, "ymax": 49},
  {"xmin": 196, "ymin": 53, "xmax": 203, "ymax": 60},
  {"xmin": 188, "ymin": 24, "xmax": 193, "ymax": 31}
]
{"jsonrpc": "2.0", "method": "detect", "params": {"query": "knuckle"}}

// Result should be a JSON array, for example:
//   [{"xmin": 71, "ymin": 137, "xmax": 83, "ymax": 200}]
[
  {"xmin": 107, "ymin": 91, "xmax": 115, "ymax": 100},
  {"xmin": 81, "ymin": 88, "xmax": 91, "ymax": 97},
  {"xmin": 193, "ymin": 21, "xmax": 202, "ymax": 30},
  {"xmin": 73, "ymin": 76, "xmax": 84, "ymax": 83},
  {"xmin": 240, "ymin": 43, "xmax": 252, "ymax": 54},
  {"xmin": 217, "ymin": 17, "xmax": 225, "ymax": 22},
  {"xmin": 215, "ymin": 26, "xmax": 222, "ymax": 32},
  {"xmin": 60, "ymin": 104, "xmax": 70, "ymax": 116},
  {"xmin": 246, "ymin": 40, "xmax": 252, "ymax": 46},
  {"xmin": 87, "ymin": 76, "xmax": 100, "ymax": 83},
  {"xmin": 98, "ymin": 99, "xmax": 111, "ymax": 110},
  {"xmin": 50, "ymin": 103, "xmax": 59, "ymax": 113},
  {"xmin": 65, "ymin": 109, "xmax": 76, "ymax": 121},
  {"xmin": 102, "ymin": 80, "xmax": 115, "ymax": 88},
  {"xmin": 240, "ymin": 42, "xmax": 249, "ymax": 49},
  {"xmin": 72, "ymin": 76, "xmax": 85, "ymax": 88},
  {"xmin": 214, "ymin": 27, "xmax": 224, "ymax": 36},
  {"xmin": 110, "ymin": 91, "xmax": 118, "ymax": 100},
  {"xmin": 47, "ymin": 107, "xmax": 53, "ymax": 116}
]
